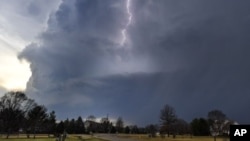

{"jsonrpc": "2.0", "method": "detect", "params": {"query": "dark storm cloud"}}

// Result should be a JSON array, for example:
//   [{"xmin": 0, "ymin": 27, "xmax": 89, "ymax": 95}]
[
  {"xmin": 19, "ymin": 0, "xmax": 250, "ymax": 125},
  {"xmin": 128, "ymin": 0, "xmax": 250, "ymax": 124},
  {"xmin": 19, "ymin": 0, "xmax": 135, "ymax": 117}
]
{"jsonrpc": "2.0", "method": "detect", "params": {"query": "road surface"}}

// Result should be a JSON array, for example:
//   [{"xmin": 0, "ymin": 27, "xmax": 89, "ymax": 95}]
[{"xmin": 94, "ymin": 134, "xmax": 139, "ymax": 141}]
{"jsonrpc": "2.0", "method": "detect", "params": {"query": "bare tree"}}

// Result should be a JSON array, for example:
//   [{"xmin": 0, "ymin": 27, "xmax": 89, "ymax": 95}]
[
  {"xmin": 160, "ymin": 104, "xmax": 177, "ymax": 138},
  {"xmin": 146, "ymin": 124, "xmax": 158, "ymax": 138},
  {"xmin": 207, "ymin": 109, "xmax": 227, "ymax": 141},
  {"xmin": 116, "ymin": 117, "xmax": 124, "ymax": 133},
  {"xmin": 172, "ymin": 118, "xmax": 190, "ymax": 135},
  {"xmin": 0, "ymin": 91, "xmax": 28, "ymax": 110},
  {"xmin": 0, "ymin": 91, "xmax": 32, "ymax": 138}
]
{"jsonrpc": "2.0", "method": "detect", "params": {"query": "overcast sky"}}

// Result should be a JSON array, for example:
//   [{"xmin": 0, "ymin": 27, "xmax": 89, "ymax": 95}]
[{"xmin": 1, "ymin": 0, "xmax": 250, "ymax": 126}]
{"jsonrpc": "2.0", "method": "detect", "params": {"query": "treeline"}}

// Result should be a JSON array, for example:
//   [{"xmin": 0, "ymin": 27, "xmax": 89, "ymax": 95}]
[
  {"xmin": 158, "ymin": 104, "xmax": 236, "ymax": 139},
  {"xmin": 58, "ymin": 116, "xmax": 148, "ymax": 134},
  {"xmin": 0, "ymin": 91, "xmax": 237, "ymax": 140},
  {"xmin": 57, "ymin": 117, "xmax": 85, "ymax": 134},
  {"xmin": 0, "ymin": 91, "xmax": 150, "ymax": 138},
  {"xmin": 0, "ymin": 91, "xmax": 56, "ymax": 139},
  {"xmin": 0, "ymin": 91, "xmax": 88, "ymax": 138}
]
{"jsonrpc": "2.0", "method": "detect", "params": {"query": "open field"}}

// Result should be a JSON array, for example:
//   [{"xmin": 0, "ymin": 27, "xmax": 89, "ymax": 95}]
[
  {"xmin": 117, "ymin": 134, "xmax": 230, "ymax": 141},
  {"xmin": 0, "ymin": 134, "xmax": 231, "ymax": 141},
  {"xmin": 0, "ymin": 134, "xmax": 107, "ymax": 141}
]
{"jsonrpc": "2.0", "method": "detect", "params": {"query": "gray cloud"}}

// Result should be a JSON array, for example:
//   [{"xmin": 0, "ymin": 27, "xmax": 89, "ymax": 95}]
[
  {"xmin": 19, "ymin": 0, "xmax": 250, "ymax": 125},
  {"xmin": 0, "ymin": 86, "xmax": 7, "ymax": 96},
  {"xmin": 0, "ymin": 0, "xmax": 61, "ymax": 42}
]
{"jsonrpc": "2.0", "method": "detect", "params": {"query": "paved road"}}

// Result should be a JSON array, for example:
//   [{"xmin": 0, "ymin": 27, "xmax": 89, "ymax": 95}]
[{"xmin": 94, "ymin": 134, "xmax": 139, "ymax": 141}]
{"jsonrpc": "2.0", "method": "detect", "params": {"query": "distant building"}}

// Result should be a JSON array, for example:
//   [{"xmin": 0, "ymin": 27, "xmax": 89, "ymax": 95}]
[{"xmin": 84, "ymin": 120, "xmax": 100, "ymax": 133}]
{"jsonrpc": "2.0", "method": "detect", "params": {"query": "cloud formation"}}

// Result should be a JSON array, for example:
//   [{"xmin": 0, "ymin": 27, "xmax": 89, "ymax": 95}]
[
  {"xmin": 0, "ymin": 0, "xmax": 61, "ymax": 90},
  {"xmin": 20, "ymin": 0, "xmax": 250, "ymax": 125}
]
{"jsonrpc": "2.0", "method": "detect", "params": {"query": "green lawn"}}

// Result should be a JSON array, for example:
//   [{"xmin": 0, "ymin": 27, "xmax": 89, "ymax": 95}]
[
  {"xmin": 0, "ymin": 134, "xmax": 231, "ymax": 141},
  {"xmin": 0, "ymin": 135, "xmax": 107, "ymax": 141},
  {"xmin": 118, "ymin": 134, "xmax": 230, "ymax": 141}
]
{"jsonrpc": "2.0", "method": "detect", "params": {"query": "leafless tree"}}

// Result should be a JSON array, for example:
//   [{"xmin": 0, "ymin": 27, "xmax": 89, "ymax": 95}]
[
  {"xmin": 160, "ymin": 104, "xmax": 177, "ymax": 138},
  {"xmin": 208, "ymin": 109, "xmax": 227, "ymax": 141},
  {"xmin": 116, "ymin": 117, "xmax": 124, "ymax": 133}
]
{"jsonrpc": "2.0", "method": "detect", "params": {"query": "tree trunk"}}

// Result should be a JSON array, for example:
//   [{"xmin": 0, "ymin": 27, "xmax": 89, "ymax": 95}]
[
  {"xmin": 33, "ymin": 130, "xmax": 36, "ymax": 139},
  {"xmin": 26, "ymin": 129, "xmax": 30, "ymax": 138},
  {"xmin": 173, "ymin": 133, "xmax": 176, "ymax": 138},
  {"xmin": 6, "ymin": 133, "xmax": 9, "ymax": 139},
  {"xmin": 6, "ymin": 130, "xmax": 10, "ymax": 139}
]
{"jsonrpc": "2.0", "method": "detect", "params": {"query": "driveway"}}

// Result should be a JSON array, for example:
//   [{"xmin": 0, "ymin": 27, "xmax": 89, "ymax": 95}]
[{"xmin": 94, "ymin": 134, "xmax": 139, "ymax": 141}]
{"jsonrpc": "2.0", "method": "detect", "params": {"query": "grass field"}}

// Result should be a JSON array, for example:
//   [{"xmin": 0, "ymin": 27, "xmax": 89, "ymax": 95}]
[
  {"xmin": 118, "ymin": 134, "xmax": 230, "ymax": 141},
  {"xmin": 0, "ymin": 134, "xmax": 231, "ymax": 141},
  {"xmin": 0, "ymin": 134, "xmax": 107, "ymax": 141}
]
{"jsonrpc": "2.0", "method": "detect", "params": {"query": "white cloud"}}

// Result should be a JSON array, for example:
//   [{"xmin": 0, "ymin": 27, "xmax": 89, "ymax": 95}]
[
  {"xmin": 0, "ymin": 54, "xmax": 31, "ymax": 90},
  {"xmin": 0, "ymin": 0, "xmax": 61, "ymax": 91}
]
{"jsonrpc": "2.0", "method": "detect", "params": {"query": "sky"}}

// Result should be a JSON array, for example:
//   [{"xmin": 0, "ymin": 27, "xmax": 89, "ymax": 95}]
[{"xmin": 1, "ymin": 0, "xmax": 250, "ymax": 126}]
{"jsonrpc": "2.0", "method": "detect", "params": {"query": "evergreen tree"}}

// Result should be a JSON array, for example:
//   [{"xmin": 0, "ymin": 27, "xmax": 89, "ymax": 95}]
[{"xmin": 75, "ymin": 116, "xmax": 85, "ymax": 134}]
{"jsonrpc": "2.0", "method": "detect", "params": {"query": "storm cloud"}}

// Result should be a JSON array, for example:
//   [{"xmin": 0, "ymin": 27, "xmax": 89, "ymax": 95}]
[{"xmin": 19, "ymin": 0, "xmax": 250, "ymax": 125}]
